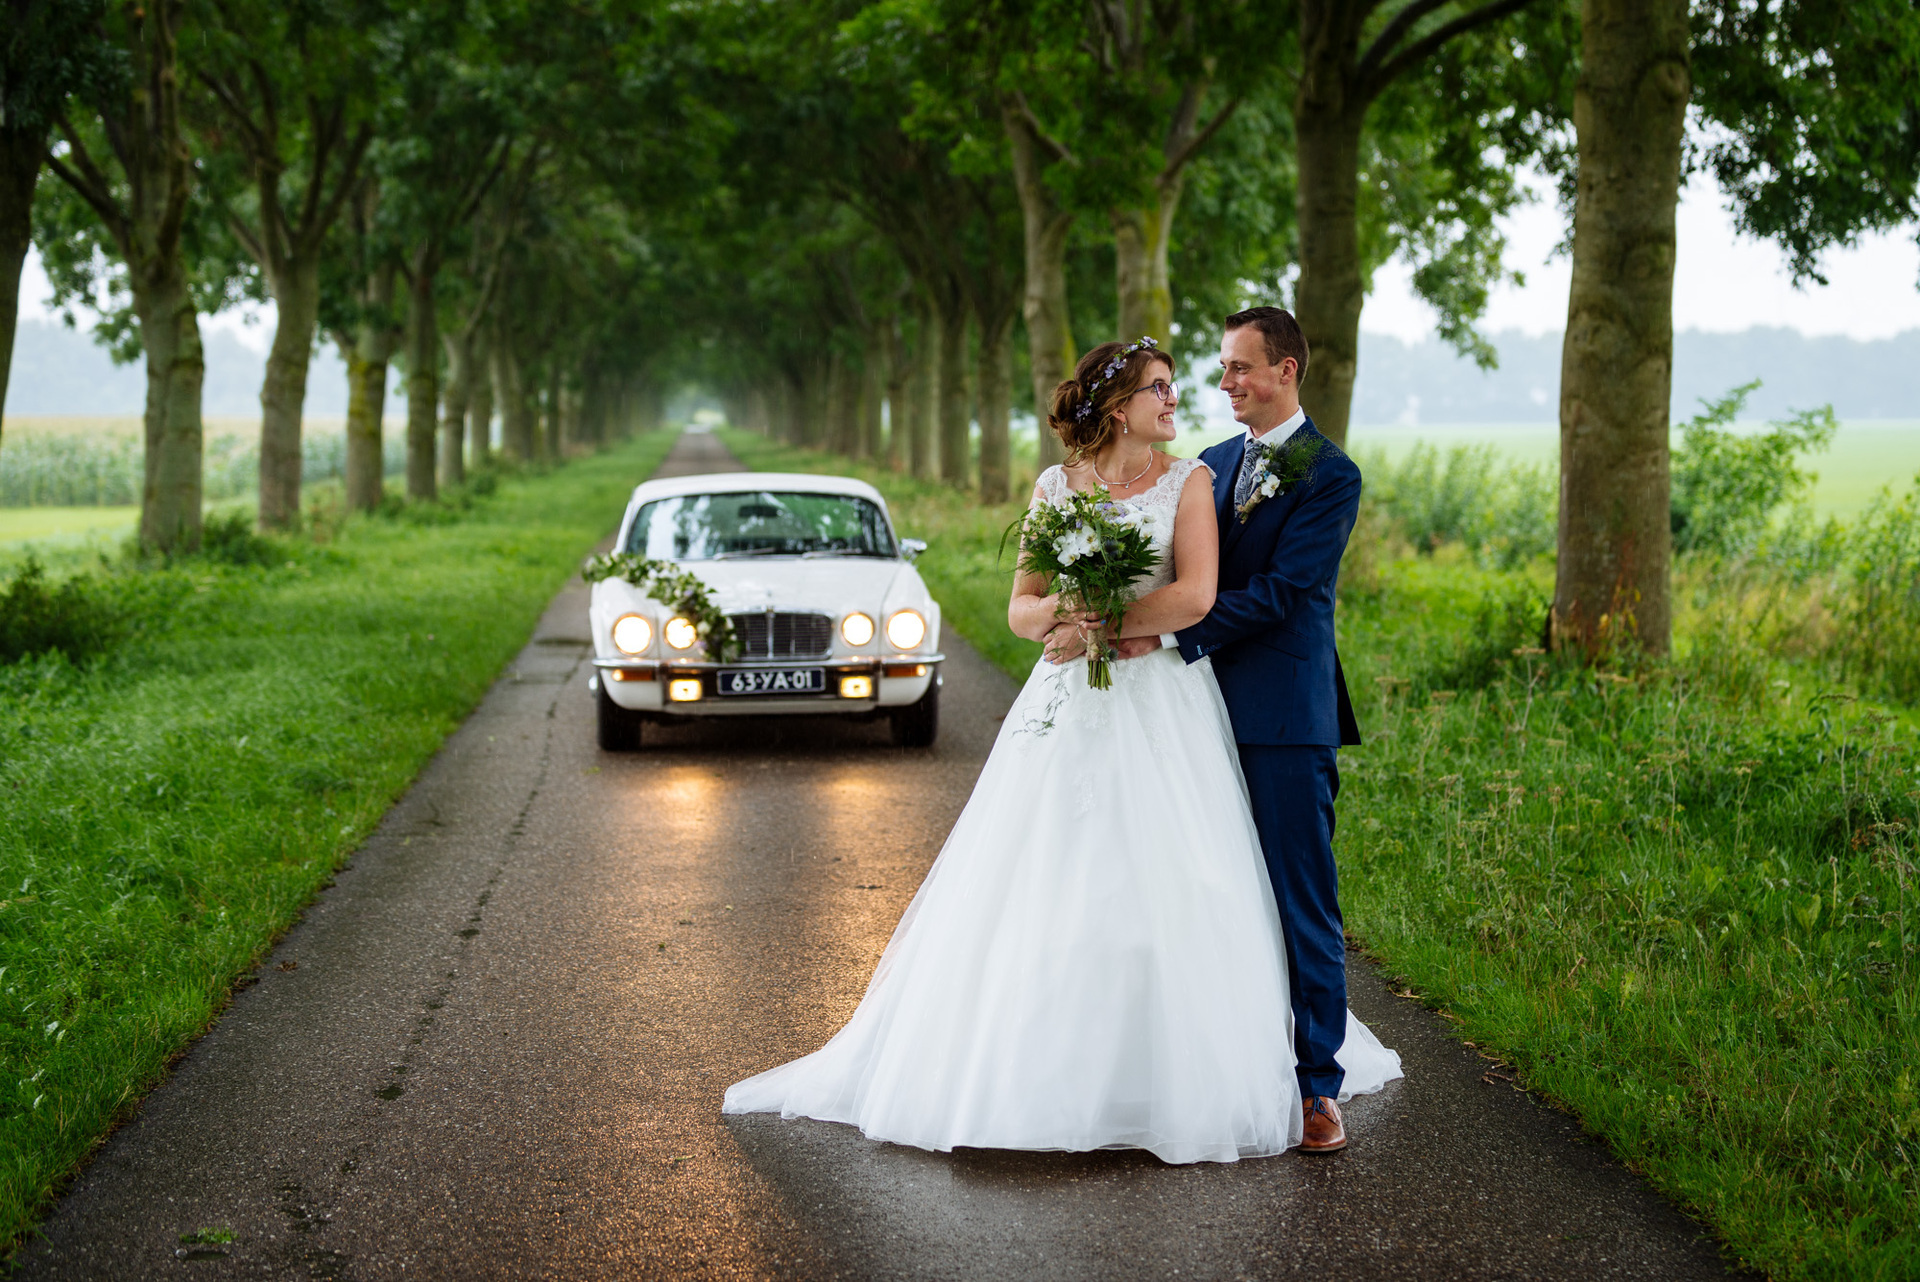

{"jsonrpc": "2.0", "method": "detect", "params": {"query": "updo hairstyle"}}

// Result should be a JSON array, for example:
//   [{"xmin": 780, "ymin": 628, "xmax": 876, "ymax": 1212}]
[{"xmin": 1047, "ymin": 341, "xmax": 1175, "ymax": 463}]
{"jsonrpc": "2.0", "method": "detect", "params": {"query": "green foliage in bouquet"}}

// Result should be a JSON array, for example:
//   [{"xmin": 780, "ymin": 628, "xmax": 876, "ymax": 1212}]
[
  {"xmin": 581, "ymin": 552, "xmax": 741, "ymax": 663},
  {"xmin": 1008, "ymin": 487, "xmax": 1164, "ymax": 690}
]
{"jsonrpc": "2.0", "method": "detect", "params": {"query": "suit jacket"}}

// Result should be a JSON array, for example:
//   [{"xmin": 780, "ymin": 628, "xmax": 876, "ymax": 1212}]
[{"xmin": 1173, "ymin": 418, "xmax": 1362, "ymax": 747}]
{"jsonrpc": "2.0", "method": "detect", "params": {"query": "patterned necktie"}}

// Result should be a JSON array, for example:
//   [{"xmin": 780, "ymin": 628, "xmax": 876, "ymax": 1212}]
[{"xmin": 1233, "ymin": 438, "xmax": 1271, "ymax": 510}]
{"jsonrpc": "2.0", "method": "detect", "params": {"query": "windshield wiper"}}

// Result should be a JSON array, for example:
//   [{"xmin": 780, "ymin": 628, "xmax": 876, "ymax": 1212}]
[
  {"xmin": 799, "ymin": 548, "xmax": 891, "ymax": 559},
  {"xmin": 709, "ymin": 547, "xmax": 790, "ymax": 560}
]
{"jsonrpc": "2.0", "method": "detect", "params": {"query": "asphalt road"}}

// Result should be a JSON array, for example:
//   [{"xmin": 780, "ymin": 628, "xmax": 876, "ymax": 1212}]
[{"xmin": 18, "ymin": 430, "xmax": 1743, "ymax": 1280}]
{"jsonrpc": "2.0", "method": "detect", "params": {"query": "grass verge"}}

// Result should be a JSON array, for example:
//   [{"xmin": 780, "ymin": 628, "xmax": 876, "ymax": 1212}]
[
  {"xmin": 0, "ymin": 430, "xmax": 678, "ymax": 1251},
  {"xmin": 718, "ymin": 428, "xmax": 1919, "ymax": 1280}
]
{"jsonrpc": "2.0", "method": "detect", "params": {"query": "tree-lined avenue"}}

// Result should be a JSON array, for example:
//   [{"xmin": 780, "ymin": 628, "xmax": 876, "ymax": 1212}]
[{"xmin": 17, "ymin": 432, "xmax": 1738, "ymax": 1280}]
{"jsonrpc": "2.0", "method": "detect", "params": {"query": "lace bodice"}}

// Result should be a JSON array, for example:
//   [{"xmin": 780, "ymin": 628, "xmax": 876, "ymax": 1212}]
[{"xmin": 1035, "ymin": 457, "xmax": 1212, "ymax": 594}]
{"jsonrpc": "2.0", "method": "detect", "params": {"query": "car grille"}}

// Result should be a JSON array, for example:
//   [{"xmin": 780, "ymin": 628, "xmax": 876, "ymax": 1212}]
[{"xmin": 728, "ymin": 611, "xmax": 834, "ymax": 659}]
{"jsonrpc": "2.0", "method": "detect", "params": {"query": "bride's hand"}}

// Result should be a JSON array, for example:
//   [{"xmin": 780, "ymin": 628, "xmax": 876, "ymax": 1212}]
[
  {"xmin": 1043, "ymin": 621, "xmax": 1087, "ymax": 664},
  {"xmin": 1048, "ymin": 596, "xmax": 1097, "ymax": 625}
]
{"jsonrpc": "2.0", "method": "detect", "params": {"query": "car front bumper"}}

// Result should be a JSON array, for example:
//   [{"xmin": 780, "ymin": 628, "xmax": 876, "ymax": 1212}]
[{"xmin": 592, "ymin": 654, "xmax": 942, "ymax": 715}]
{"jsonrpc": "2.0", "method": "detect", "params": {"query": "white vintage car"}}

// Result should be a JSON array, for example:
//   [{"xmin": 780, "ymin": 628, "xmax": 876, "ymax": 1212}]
[{"xmin": 587, "ymin": 471, "xmax": 944, "ymax": 750}]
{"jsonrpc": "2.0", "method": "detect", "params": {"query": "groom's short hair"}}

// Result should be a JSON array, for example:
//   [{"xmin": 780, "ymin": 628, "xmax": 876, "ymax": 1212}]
[{"xmin": 1224, "ymin": 307, "xmax": 1309, "ymax": 384}]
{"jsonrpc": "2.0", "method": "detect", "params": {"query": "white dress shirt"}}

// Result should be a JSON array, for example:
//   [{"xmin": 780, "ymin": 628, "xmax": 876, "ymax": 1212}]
[{"xmin": 1246, "ymin": 405, "xmax": 1307, "ymax": 442}]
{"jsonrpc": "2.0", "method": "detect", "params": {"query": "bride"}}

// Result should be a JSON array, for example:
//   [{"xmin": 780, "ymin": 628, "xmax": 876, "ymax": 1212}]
[{"xmin": 723, "ymin": 339, "xmax": 1401, "ymax": 1163}]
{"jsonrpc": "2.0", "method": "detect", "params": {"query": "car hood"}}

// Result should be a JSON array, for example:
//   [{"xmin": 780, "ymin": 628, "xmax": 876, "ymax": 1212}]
[{"xmin": 679, "ymin": 558, "xmax": 910, "ymax": 612}]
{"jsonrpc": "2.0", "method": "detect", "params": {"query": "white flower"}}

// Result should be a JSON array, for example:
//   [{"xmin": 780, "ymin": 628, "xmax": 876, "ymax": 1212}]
[
  {"xmin": 1258, "ymin": 473, "xmax": 1282, "ymax": 498},
  {"xmin": 1057, "ymin": 528, "xmax": 1098, "ymax": 564}
]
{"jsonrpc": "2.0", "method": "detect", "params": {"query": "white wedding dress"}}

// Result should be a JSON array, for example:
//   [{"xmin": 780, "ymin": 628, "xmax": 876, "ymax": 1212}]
[{"xmin": 723, "ymin": 458, "xmax": 1402, "ymax": 1163}]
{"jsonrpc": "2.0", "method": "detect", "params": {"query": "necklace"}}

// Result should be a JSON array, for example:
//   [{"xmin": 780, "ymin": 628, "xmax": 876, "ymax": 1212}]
[{"xmin": 1092, "ymin": 450, "xmax": 1154, "ymax": 490}]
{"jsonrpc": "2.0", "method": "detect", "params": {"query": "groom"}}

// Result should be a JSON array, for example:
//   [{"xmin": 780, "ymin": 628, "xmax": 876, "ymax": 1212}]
[{"xmin": 1122, "ymin": 306, "xmax": 1363, "ymax": 1152}]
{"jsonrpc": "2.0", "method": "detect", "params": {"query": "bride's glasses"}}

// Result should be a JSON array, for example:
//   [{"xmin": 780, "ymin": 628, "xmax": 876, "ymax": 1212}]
[{"xmin": 1132, "ymin": 380, "xmax": 1178, "ymax": 404}]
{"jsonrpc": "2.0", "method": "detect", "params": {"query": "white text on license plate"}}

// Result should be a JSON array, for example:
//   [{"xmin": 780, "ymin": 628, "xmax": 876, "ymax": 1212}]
[{"xmin": 716, "ymin": 668, "xmax": 826, "ymax": 695}]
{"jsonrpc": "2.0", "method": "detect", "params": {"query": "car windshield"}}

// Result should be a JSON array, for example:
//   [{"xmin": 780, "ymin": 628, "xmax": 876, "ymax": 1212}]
[{"xmin": 625, "ymin": 490, "xmax": 897, "ymax": 560}]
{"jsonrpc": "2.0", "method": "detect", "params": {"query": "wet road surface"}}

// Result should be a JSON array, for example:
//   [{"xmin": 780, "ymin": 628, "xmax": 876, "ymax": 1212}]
[{"xmin": 19, "ymin": 430, "xmax": 1742, "ymax": 1279}]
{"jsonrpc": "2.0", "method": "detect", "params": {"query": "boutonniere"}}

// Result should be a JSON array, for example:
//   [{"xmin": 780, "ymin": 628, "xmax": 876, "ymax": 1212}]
[{"xmin": 1234, "ymin": 435, "xmax": 1323, "ymax": 524}]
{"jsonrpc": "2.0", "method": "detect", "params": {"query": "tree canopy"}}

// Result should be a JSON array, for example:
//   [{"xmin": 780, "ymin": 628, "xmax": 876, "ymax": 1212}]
[{"xmin": 10, "ymin": 0, "xmax": 1919, "ymax": 599}]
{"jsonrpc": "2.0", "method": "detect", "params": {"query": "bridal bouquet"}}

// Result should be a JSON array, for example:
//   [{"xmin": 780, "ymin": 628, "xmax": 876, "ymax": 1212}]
[{"xmin": 1011, "ymin": 489, "xmax": 1165, "ymax": 691}]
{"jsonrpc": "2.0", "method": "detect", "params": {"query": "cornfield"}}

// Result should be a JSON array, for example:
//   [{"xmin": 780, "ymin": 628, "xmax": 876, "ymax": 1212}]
[{"xmin": 0, "ymin": 431, "xmax": 407, "ymax": 507}]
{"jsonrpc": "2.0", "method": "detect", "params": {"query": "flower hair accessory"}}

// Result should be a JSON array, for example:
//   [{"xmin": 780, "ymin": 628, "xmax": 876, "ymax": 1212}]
[{"xmin": 1073, "ymin": 336, "xmax": 1159, "ymax": 423}]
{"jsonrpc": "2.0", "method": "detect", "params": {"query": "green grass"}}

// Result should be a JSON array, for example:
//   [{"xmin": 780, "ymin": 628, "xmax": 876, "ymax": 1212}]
[
  {"xmin": 0, "ymin": 430, "xmax": 678, "ymax": 1253},
  {"xmin": 720, "ymin": 427, "xmax": 1920, "ymax": 1280},
  {"xmin": 0, "ymin": 505, "xmax": 139, "ymax": 547}
]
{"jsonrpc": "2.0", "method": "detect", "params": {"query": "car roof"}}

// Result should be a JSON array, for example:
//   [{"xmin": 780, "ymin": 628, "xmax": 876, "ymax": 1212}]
[{"xmin": 626, "ymin": 471, "xmax": 889, "ymax": 508}]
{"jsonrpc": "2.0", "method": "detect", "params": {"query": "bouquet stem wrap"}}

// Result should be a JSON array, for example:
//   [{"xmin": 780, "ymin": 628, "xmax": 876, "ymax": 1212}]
[{"xmin": 1010, "ymin": 486, "xmax": 1165, "ymax": 691}]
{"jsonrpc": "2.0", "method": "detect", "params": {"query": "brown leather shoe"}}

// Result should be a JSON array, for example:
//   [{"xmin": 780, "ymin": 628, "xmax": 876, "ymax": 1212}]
[{"xmin": 1300, "ymin": 1095, "xmax": 1347, "ymax": 1153}]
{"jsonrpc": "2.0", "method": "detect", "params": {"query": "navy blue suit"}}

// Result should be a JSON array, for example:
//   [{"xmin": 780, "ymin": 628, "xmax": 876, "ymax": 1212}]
[{"xmin": 1173, "ymin": 417, "xmax": 1361, "ymax": 1099}]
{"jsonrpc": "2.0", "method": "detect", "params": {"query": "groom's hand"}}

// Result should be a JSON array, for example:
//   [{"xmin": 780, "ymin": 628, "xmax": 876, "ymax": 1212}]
[{"xmin": 1114, "ymin": 636, "xmax": 1162, "ymax": 660}]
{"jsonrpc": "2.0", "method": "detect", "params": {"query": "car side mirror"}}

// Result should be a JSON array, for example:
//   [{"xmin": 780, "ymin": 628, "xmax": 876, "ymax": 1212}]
[{"xmin": 900, "ymin": 538, "xmax": 927, "ymax": 562}]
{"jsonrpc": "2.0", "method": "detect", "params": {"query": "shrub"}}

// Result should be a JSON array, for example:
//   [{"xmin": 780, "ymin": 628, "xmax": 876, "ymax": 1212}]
[
  {"xmin": 1831, "ymin": 475, "xmax": 1920, "ymax": 701},
  {"xmin": 1670, "ymin": 381, "xmax": 1837, "ymax": 557},
  {"xmin": 1416, "ymin": 579, "xmax": 1551, "ymax": 693},
  {"xmin": 196, "ymin": 510, "xmax": 282, "ymax": 567},
  {"xmin": 1360, "ymin": 443, "xmax": 1556, "ymax": 571},
  {"xmin": 0, "ymin": 558, "xmax": 120, "ymax": 665}
]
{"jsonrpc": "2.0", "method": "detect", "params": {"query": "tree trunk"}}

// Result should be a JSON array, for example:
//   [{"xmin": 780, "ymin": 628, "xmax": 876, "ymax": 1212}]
[
  {"xmin": 257, "ymin": 256, "xmax": 320, "ymax": 528},
  {"xmin": 492, "ymin": 323, "xmax": 532, "ymax": 461},
  {"xmin": 560, "ymin": 378, "xmax": 582, "ymax": 453},
  {"xmin": 827, "ymin": 352, "xmax": 855, "ymax": 454},
  {"xmin": 805, "ymin": 358, "xmax": 832, "ymax": 448},
  {"xmin": 882, "ymin": 318, "xmax": 910, "ymax": 470},
  {"xmin": 1111, "ymin": 177, "xmax": 1184, "ymax": 344},
  {"xmin": 0, "ymin": 127, "xmax": 44, "ymax": 456},
  {"xmin": 837, "ymin": 353, "xmax": 863, "ymax": 456},
  {"xmin": 466, "ymin": 328, "xmax": 491, "ymax": 462},
  {"xmin": 468, "ymin": 326, "xmax": 494, "ymax": 464},
  {"xmin": 859, "ymin": 342, "xmax": 884, "ymax": 460},
  {"xmin": 1004, "ymin": 104, "xmax": 1073, "ymax": 471},
  {"xmin": 1291, "ymin": 105, "xmax": 1365, "ymax": 450},
  {"xmin": 1553, "ymin": 0, "xmax": 1690, "ymax": 660},
  {"xmin": 341, "ymin": 330, "xmax": 389, "ymax": 512},
  {"xmin": 134, "ymin": 267, "xmax": 206, "ymax": 552},
  {"xmin": 937, "ymin": 292, "xmax": 969, "ymax": 486},
  {"xmin": 543, "ymin": 361, "xmax": 563, "ymax": 460},
  {"xmin": 976, "ymin": 308, "xmax": 1014, "ymax": 504},
  {"xmin": 440, "ymin": 329, "xmax": 470, "ymax": 485},
  {"xmin": 911, "ymin": 298, "xmax": 940, "ymax": 480},
  {"xmin": 404, "ymin": 258, "xmax": 439, "ymax": 500}
]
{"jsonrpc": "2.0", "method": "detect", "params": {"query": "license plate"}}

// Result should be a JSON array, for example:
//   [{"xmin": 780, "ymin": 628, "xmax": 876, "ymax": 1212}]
[{"xmin": 715, "ymin": 667, "xmax": 826, "ymax": 696}]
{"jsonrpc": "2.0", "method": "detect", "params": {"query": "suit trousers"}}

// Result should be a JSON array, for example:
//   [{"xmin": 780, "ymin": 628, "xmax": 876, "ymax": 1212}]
[{"xmin": 1236, "ymin": 743, "xmax": 1345, "ymax": 1099}]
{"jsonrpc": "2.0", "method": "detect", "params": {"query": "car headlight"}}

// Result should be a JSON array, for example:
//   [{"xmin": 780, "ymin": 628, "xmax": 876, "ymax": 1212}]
[
  {"xmin": 886, "ymin": 608, "xmax": 926, "ymax": 650},
  {"xmin": 611, "ymin": 614, "xmax": 652, "ymax": 655},
  {"xmin": 841, "ymin": 612, "xmax": 875, "ymax": 647},
  {"xmin": 664, "ymin": 616, "xmax": 699, "ymax": 650}
]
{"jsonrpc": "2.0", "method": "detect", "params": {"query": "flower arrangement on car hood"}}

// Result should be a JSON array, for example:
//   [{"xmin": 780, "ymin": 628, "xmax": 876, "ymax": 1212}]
[
  {"xmin": 582, "ymin": 552, "xmax": 741, "ymax": 664},
  {"xmin": 1009, "ymin": 488, "xmax": 1165, "ymax": 691}
]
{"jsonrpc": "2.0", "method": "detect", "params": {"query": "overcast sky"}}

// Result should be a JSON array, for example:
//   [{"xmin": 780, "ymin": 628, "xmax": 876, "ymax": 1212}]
[
  {"xmin": 19, "ymin": 170, "xmax": 1920, "ymax": 351},
  {"xmin": 1367, "ymin": 172, "xmax": 1920, "ymax": 344}
]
